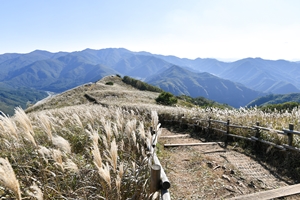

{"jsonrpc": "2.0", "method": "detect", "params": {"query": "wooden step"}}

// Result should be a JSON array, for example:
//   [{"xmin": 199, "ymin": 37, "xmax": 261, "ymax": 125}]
[
  {"xmin": 159, "ymin": 134, "xmax": 190, "ymax": 139},
  {"xmin": 164, "ymin": 142, "xmax": 223, "ymax": 147},
  {"xmin": 228, "ymin": 183, "xmax": 300, "ymax": 200}
]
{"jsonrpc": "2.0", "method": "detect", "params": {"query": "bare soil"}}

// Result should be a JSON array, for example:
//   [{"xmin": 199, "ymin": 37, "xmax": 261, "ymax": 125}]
[{"xmin": 158, "ymin": 128, "xmax": 299, "ymax": 199}]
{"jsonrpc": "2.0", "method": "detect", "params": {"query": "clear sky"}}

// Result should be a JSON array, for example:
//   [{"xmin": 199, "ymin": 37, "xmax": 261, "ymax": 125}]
[{"xmin": 1, "ymin": 0, "xmax": 300, "ymax": 61}]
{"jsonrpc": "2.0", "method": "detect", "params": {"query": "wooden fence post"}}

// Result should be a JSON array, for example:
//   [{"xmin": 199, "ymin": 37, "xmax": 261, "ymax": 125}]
[
  {"xmin": 288, "ymin": 124, "xmax": 294, "ymax": 146},
  {"xmin": 254, "ymin": 122, "xmax": 260, "ymax": 151},
  {"xmin": 208, "ymin": 117, "xmax": 212, "ymax": 136},
  {"xmin": 255, "ymin": 122, "xmax": 260, "ymax": 138},
  {"xmin": 150, "ymin": 164, "xmax": 161, "ymax": 193},
  {"xmin": 153, "ymin": 155, "xmax": 171, "ymax": 190},
  {"xmin": 225, "ymin": 119, "xmax": 230, "ymax": 147}
]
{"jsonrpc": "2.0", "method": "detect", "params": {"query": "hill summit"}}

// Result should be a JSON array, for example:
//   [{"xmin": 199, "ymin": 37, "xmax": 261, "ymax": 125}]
[{"xmin": 26, "ymin": 75, "xmax": 160, "ymax": 113}]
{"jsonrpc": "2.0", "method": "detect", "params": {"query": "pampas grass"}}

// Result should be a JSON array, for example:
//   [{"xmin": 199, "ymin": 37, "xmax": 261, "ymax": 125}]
[
  {"xmin": 97, "ymin": 162, "xmax": 111, "ymax": 189},
  {"xmin": 108, "ymin": 138, "xmax": 118, "ymax": 172},
  {"xmin": 14, "ymin": 107, "xmax": 34, "ymax": 135},
  {"xmin": 0, "ymin": 114, "xmax": 18, "ymax": 140},
  {"xmin": 26, "ymin": 182, "xmax": 43, "ymax": 200},
  {"xmin": 91, "ymin": 137, "xmax": 103, "ymax": 169},
  {"xmin": 52, "ymin": 149, "xmax": 63, "ymax": 171},
  {"xmin": 0, "ymin": 157, "xmax": 21, "ymax": 200},
  {"xmin": 52, "ymin": 135, "xmax": 71, "ymax": 154},
  {"xmin": 38, "ymin": 113, "xmax": 53, "ymax": 140},
  {"xmin": 63, "ymin": 159, "xmax": 79, "ymax": 174}
]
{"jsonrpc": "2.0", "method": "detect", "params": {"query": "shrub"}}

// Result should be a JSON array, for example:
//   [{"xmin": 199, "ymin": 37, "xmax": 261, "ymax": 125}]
[
  {"xmin": 156, "ymin": 92, "xmax": 177, "ymax": 105},
  {"xmin": 105, "ymin": 82, "xmax": 114, "ymax": 85},
  {"xmin": 122, "ymin": 76, "xmax": 163, "ymax": 93}
]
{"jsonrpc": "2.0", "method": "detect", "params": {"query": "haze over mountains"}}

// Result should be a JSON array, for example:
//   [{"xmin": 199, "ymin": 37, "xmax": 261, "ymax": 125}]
[{"xmin": 1, "ymin": 47, "xmax": 300, "ymax": 114}]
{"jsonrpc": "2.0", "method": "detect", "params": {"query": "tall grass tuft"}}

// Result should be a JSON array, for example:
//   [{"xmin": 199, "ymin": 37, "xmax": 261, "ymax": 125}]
[
  {"xmin": 108, "ymin": 138, "xmax": 118, "ymax": 172},
  {"xmin": 98, "ymin": 162, "xmax": 111, "ymax": 189},
  {"xmin": 38, "ymin": 113, "xmax": 54, "ymax": 140},
  {"xmin": 0, "ymin": 157, "xmax": 21, "ymax": 200},
  {"xmin": 14, "ymin": 107, "xmax": 37, "ymax": 147},
  {"xmin": 26, "ymin": 182, "xmax": 43, "ymax": 200},
  {"xmin": 52, "ymin": 135, "xmax": 72, "ymax": 154}
]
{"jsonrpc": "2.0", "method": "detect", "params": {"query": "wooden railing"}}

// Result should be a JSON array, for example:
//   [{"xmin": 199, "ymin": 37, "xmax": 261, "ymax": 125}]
[
  {"xmin": 149, "ymin": 126, "xmax": 171, "ymax": 200},
  {"xmin": 161, "ymin": 115, "xmax": 300, "ymax": 153}
]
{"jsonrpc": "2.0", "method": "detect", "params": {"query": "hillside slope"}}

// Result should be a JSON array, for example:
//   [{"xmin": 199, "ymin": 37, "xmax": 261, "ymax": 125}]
[
  {"xmin": 26, "ymin": 75, "xmax": 160, "ymax": 113},
  {"xmin": 0, "ymin": 83, "xmax": 47, "ymax": 116},
  {"xmin": 146, "ymin": 66, "xmax": 262, "ymax": 108},
  {"xmin": 247, "ymin": 93, "xmax": 300, "ymax": 107}
]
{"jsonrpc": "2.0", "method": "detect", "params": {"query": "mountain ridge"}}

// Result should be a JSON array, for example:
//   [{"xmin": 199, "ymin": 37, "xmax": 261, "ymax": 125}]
[{"xmin": 1, "ymin": 47, "xmax": 300, "ymax": 114}]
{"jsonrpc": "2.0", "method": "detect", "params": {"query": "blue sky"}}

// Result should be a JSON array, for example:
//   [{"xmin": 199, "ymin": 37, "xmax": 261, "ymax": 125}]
[{"xmin": 1, "ymin": 0, "xmax": 300, "ymax": 61}]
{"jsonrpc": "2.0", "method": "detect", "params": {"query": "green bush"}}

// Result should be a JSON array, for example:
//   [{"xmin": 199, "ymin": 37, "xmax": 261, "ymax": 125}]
[
  {"xmin": 122, "ymin": 76, "xmax": 163, "ymax": 93},
  {"xmin": 156, "ymin": 92, "xmax": 178, "ymax": 105},
  {"xmin": 105, "ymin": 82, "xmax": 114, "ymax": 85}
]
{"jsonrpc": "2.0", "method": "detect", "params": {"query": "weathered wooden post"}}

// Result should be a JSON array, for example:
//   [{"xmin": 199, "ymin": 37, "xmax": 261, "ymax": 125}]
[
  {"xmin": 153, "ymin": 155, "xmax": 171, "ymax": 190},
  {"xmin": 255, "ymin": 122, "xmax": 260, "ymax": 138},
  {"xmin": 180, "ymin": 114, "xmax": 188, "ymax": 129},
  {"xmin": 208, "ymin": 117, "xmax": 212, "ymax": 137},
  {"xmin": 288, "ymin": 124, "xmax": 294, "ymax": 146},
  {"xmin": 254, "ymin": 122, "xmax": 261, "ymax": 151},
  {"xmin": 225, "ymin": 119, "xmax": 230, "ymax": 147},
  {"xmin": 150, "ymin": 164, "xmax": 161, "ymax": 193}
]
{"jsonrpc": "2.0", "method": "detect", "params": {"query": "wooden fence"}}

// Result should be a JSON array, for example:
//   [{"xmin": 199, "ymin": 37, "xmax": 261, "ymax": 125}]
[
  {"xmin": 161, "ymin": 115, "xmax": 300, "ymax": 153},
  {"xmin": 149, "ymin": 126, "xmax": 171, "ymax": 200}
]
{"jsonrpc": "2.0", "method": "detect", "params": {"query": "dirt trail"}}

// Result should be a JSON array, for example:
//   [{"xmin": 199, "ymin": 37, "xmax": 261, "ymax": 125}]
[{"xmin": 158, "ymin": 128, "xmax": 296, "ymax": 199}]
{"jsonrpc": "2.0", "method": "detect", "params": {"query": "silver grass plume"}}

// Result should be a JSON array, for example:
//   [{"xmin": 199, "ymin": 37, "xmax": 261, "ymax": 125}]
[
  {"xmin": 103, "ymin": 121, "xmax": 112, "ymax": 143},
  {"xmin": 125, "ymin": 119, "xmax": 137, "ymax": 139},
  {"xmin": 151, "ymin": 110, "xmax": 158, "ymax": 130},
  {"xmin": 101, "ymin": 134, "xmax": 109, "ymax": 150},
  {"xmin": 52, "ymin": 135, "xmax": 71, "ymax": 154},
  {"xmin": 85, "ymin": 124, "xmax": 99, "ymax": 145},
  {"xmin": 0, "ymin": 157, "xmax": 21, "ymax": 200},
  {"xmin": 0, "ymin": 114, "xmax": 18, "ymax": 139},
  {"xmin": 52, "ymin": 149, "xmax": 64, "ymax": 171},
  {"xmin": 26, "ymin": 182, "xmax": 43, "ymax": 200},
  {"xmin": 91, "ymin": 140, "xmax": 103, "ymax": 169},
  {"xmin": 14, "ymin": 108, "xmax": 37, "ymax": 147},
  {"xmin": 14, "ymin": 107, "xmax": 34, "ymax": 135},
  {"xmin": 72, "ymin": 113, "xmax": 83, "ymax": 128},
  {"xmin": 137, "ymin": 123, "xmax": 146, "ymax": 141},
  {"xmin": 112, "ymin": 123, "xmax": 119, "ymax": 138},
  {"xmin": 38, "ymin": 113, "xmax": 53, "ymax": 140},
  {"xmin": 114, "ymin": 108, "xmax": 124, "ymax": 131},
  {"xmin": 109, "ymin": 138, "xmax": 118, "ymax": 172},
  {"xmin": 98, "ymin": 162, "xmax": 111, "ymax": 189},
  {"xmin": 63, "ymin": 159, "xmax": 79, "ymax": 173},
  {"xmin": 37, "ymin": 145, "xmax": 52, "ymax": 163},
  {"xmin": 131, "ymin": 130, "xmax": 137, "ymax": 146}
]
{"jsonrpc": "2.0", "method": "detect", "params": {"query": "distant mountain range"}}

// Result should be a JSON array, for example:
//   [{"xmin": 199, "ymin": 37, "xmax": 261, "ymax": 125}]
[{"xmin": 1, "ymin": 48, "xmax": 300, "ymax": 114}]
